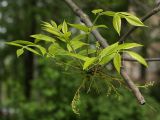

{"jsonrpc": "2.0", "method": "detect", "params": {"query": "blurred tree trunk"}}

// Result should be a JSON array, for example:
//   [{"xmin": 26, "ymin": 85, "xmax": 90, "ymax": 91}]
[{"xmin": 24, "ymin": 0, "xmax": 37, "ymax": 99}]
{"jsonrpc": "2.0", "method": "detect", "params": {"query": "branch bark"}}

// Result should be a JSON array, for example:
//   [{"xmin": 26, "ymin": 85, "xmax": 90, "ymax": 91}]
[
  {"xmin": 119, "ymin": 5, "xmax": 160, "ymax": 43},
  {"xmin": 64, "ymin": 0, "xmax": 108, "ymax": 48},
  {"xmin": 124, "ymin": 57, "xmax": 160, "ymax": 62}
]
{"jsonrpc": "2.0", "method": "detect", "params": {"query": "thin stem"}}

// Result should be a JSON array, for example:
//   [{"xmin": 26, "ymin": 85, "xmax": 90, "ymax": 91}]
[{"xmin": 93, "ymin": 14, "xmax": 100, "ymax": 25}]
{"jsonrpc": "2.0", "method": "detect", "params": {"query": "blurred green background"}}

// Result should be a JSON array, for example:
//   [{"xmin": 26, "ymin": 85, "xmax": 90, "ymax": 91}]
[{"xmin": 0, "ymin": 0, "xmax": 160, "ymax": 120}]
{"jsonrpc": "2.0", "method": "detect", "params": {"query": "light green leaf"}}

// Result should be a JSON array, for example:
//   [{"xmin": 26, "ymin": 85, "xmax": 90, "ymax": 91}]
[
  {"xmin": 125, "ymin": 15, "xmax": 145, "ymax": 26},
  {"xmin": 113, "ymin": 14, "xmax": 121, "ymax": 35},
  {"xmin": 118, "ymin": 43, "xmax": 143, "ymax": 50},
  {"xmin": 48, "ymin": 43, "xmax": 66, "ymax": 56},
  {"xmin": 92, "ymin": 25, "xmax": 108, "ymax": 30},
  {"xmin": 58, "ymin": 24, "xmax": 62, "ymax": 30},
  {"xmin": 42, "ymin": 27, "xmax": 61, "ymax": 36},
  {"xmin": 6, "ymin": 42, "xmax": 23, "ymax": 47},
  {"xmin": 125, "ymin": 51, "xmax": 148, "ymax": 67},
  {"xmin": 92, "ymin": 9, "xmax": 103, "ymax": 15},
  {"xmin": 99, "ymin": 42, "xmax": 118, "ymax": 58},
  {"xmin": 79, "ymin": 49, "xmax": 96, "ymax": 55},
  {"xmin": 11, "ymin": 40, "xmax": 35, "ymax": 45},
  {"xmin": 63, "ymin": 31, "xmax": 71, "ymax": 39},
  {"xmin": 50, "ymin": 20, "xmax": 57, "ymax": 28},
  {"xmin": 71, "ymin": 34, "xmax": 87, "ymax": 41},
  {"xmin": 66, "ymin": 53, "xmax": 88, "ymax": 61},
  {"xmin": 68, "ymin": 23, "xmax": 89, "ymax": 32},
  {"xmin": 83, "ymin": 57, "xmax": 97, "ymax": 70},
  {"xmin": 67, "ymin": 40, "xmax": 88, "ymax": 52},
  {"xmin": 24, "ymin": 46, "xmax": 41, "ymax": 56},
  {"xmin": 16, "ymin": 48, "xmax": 24, "ymax": 57},
  {"xmin": 35, "ymin": 45, "xmax": 46, "ymax": 56},
  {"xmin": 102, "ymin": 11, "xmax": 116, "ymax": 16},
  {"xmin": 42, "ymin": 22, "xmax": 61, "ymax": 36},
  {"xmin": 31, "ymin": 34, "xmax": 56, "ymax": 43},
  {"xmin": 62, "ymin": 20, "xmax": 68, "ymax": 33},
  {"xmin": 99, "ymin": 53, "xmax": 116, "ymax": 65},
  {"xmin": 113, "ymin": 53, "xmax": 121, "ymax": 73}
]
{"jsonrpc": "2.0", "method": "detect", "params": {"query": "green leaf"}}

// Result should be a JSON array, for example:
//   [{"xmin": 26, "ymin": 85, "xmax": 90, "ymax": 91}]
[
  {"xmin": 99, "ymin": 42, "xmax": 118, "ymax": 58},
  {"xmin": 24, "ymin": 46, "xmax": 41, "ymax": 56},
  {"xmin": 31, "ymin": 34, "xmax": 56, "ymax": 43},
  {"xmin": 125, "ymin": 15, "xmax": 145, "ymax": 26},
  {"xmin": 63, "ymin": 31, "xmax": 71, "ymax": 39},
  {"xmin": 83, "ymin": 57, "xmax": 97, "ymax": 70},
  {"xmin": 50, "ymin": 20, "xmax": 57, "ymax": 28},
  {"xmin": 6, "ymin": 42, "xmax": 23, "ymax": 47},
  {"xmin": 118, "ymin": 12, "xmax": 133, "ymax": 17},
  {"xmin": 58, "ymin": 24, "xmax": 62, "ymax": 30},
  {"xmin": 68, "ymin": 23, "xmax": 89, "ymax": 32},
  {"xmin": 99, "ymin": 53, "xmax": 116, "ymax": 65},
  {"xmin": 92, "ymin": 25, "xmax": 108, "ymax": 31},
  {"xmin": 66, "ymin": 53, "xmax": 88, "ymax": 61},
  {"xmin": 102, "ymin": 11, "xmax": 116, "ymax": 16},
  {"xmin": 71, "ymin": 34, "xmax": 87, "ymax": 41},
  {"xmin": 113, "ymin": 14, "xmax": 121, "ymax": 35},
  {"xmin": 62, "ymin": 20, "xmax": 68, "ymax": 33},
  {"xmin": 92, "ymin": 9, "xmax": 103, "ymax": 15},
  {"xmin": 79, "ymin": 49, "xmax": 96, "ymax": 55},
  {"xmin": 35, "ymin": 45, "xmax": 46, "ymax": 56},
  {"xmin": 48, "ymin": 43, "xmax": 66, "ymax": 56},
  {"xmin": 67, "ymin": 40, "xmax": 88, "ymax": 52},
  {"xmin": 118, "ymin": 43, "xmax": 143, "ymax": 50},
  {"xmin": 125, "ymin": 51, "xmax": 148, "ymax": 67},
  {"xmin": 113, "ymin": 53, "xmax": 121, "ymax": 73},
  {"xmin": 42, "ymin": 27, "xmax": 61, "ymax": 36},
  {"xmin": 16, "ymin": 48, "xmax": 24, "ymax": 57},
  {"xmin": 11, "ymin": 40, "xmax": 35, "ymax": 45},
  {"xmin": 42, "ymin": 22, "xmax": 61, "ymax": 36}
]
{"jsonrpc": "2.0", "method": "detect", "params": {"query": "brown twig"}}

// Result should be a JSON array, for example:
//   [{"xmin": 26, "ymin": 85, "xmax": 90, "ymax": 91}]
[
  {"xmin": 120, "ymin": 67, "xmax": 145, "ymax": 104},
  {"xmin": 124, "ymin": 57, "xmax": 160, "ymax": 62},
  {"xmin": 64, "ymin": 0, "xmax": 146, "ymax": 105},
  {"xmin": 64, "ymin": 0, "xmax": 108, "ymax": 48},
  {"xmin": 119, "ymin": 5, "xmax": 160, "ymax": 43}
]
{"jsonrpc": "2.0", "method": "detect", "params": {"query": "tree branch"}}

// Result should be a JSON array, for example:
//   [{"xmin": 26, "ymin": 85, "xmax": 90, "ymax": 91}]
[
  {"xmin": 124, "ymin": 57, "xmax": 160, "ymax": 62},
  {"xmin": 119, "ymin": 5, "xmax": 160, "ymax": 43},
  {"xmin": 64, "ymin": 0, "xmax": 145, "ymax": 105},
  {"xmin": 64, "ymin": 0, "xmax": 108, "ymax": 48}
]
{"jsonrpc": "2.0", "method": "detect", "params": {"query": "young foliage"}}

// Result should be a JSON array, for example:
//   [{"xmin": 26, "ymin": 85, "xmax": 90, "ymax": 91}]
[
  {"xmin": 6, "ymin": 9, "xmax": 148, "ymax": 114},
  {"xmin": 113, "ymin": 14, "xmax": 121, "ymax": 35}
]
